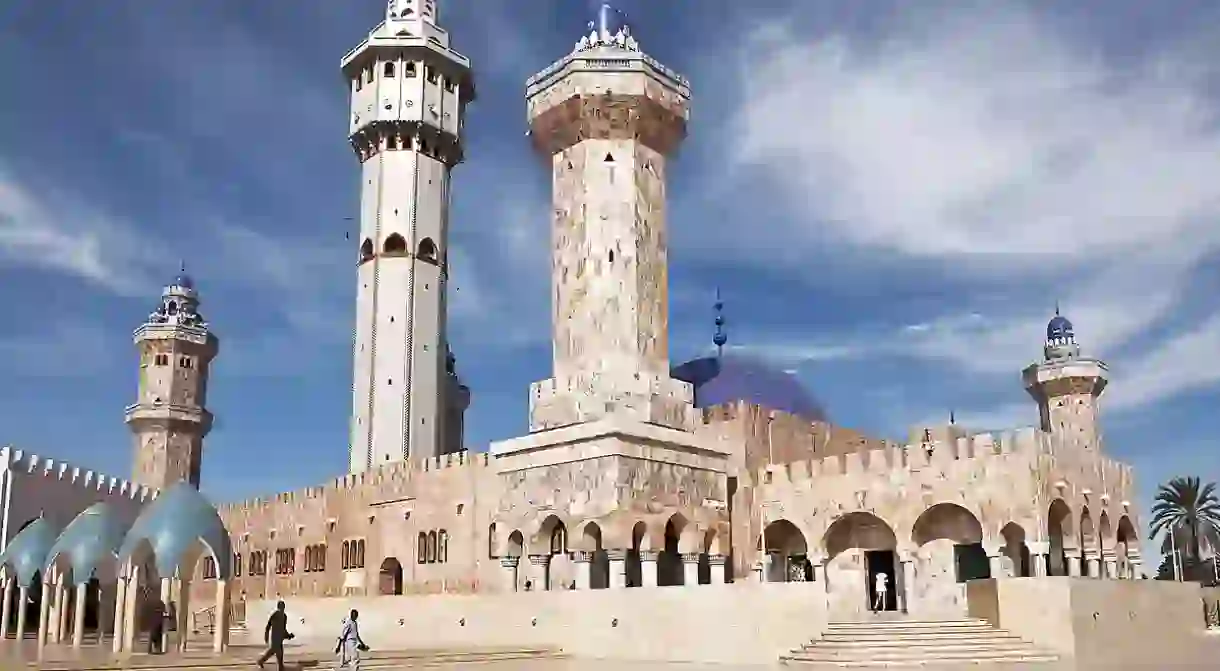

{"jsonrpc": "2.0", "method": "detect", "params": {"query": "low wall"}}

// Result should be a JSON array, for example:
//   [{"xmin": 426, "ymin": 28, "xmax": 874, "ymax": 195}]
[
  {"xmin": 248, "ymin": 582, "xmax": 828, "ymax": 665},
  {"xmin": 967, "ymin": 578, "xmax": 1210, "ymax": 669}
]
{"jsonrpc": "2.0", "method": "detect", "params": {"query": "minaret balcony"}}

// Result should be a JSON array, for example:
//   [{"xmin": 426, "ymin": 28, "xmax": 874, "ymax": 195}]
[{"xmin": 124, "ymin": 402, "xmax": 214, "ymax": 428}]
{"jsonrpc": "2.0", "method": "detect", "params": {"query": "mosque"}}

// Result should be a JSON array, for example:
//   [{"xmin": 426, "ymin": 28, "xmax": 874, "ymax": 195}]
[{"xmin": 0, "ymin": 0, "xmax": 1153, "ymax": 662}]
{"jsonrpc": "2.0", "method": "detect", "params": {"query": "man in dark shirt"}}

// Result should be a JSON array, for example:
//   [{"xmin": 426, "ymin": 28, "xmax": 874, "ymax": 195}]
[{"xmin": 256, "ymin": 601, "xmax": 293, "ymax": 670}]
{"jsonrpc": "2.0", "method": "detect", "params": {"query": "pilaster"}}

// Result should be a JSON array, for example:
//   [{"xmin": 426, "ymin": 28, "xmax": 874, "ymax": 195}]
[
  {"xmin": 639, "ymin": 550, "xmax": 658, "ymax": 588},
  {"xmin": 680, "ymin": 552, "xmax": 701, "ymax": 586},
  {"xmin": 606, "ymin": 549, "xmax": 628, "ymax": 589}
]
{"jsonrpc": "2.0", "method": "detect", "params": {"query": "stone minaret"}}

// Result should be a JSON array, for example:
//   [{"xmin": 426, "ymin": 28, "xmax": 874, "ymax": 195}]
[
  {"xmin": 126, "ymin": 272, "xmax": 219, "ymax": 490},
  {"xmin": 1023, "ymin": 308, "xmax": 1109, "ymax": 454},
  {"xmin": 525, "ymin": 4, "xmax": 696, "ymax": 433},
  {"xmin": 343, "ymin": 0, "xmax": 475, "ymax": 471}
]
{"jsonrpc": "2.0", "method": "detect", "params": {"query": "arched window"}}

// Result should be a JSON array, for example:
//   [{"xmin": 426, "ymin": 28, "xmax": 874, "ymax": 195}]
[
  {"xmin": 384, "ymin": 233, "xmax": 407, "ymax": 255},
  {"xmin": 360, "ymin": 238, "xmax": 374, "ymax": 262},
  {"xmin": 417, "ymin": 237, "xmax": 437, "ymax": 263},
  {"xmin": 427, "ymin": 531, "xmax": 438, "ymax": 563},
  {"xmin": 202, "ymin": 557, "xmax": 217, "ymax": 580},
  {"xmin": 356, "ymin": 540, "xmax": 366, "ymax": 568},
  {"xmin": 405, "ymin": 62, "xmax": 418, "ymax": 78},
  {"xmin": 418, "ymin": 532, "xmax": 428, "ymax": 564},
  {"xmin": 341, "ymin": 540, "xmax": 351, "ymax": 570},
  {"xmin": 384, "ymin": 62, "xmax": 396, "ymax": 78},
  {"xmin": 438, "ymin": 530, "xmax": 448, "ymax": 563},
  {"xmin": 488, "ymin": 522, "xmax": 497, "ymax": 559}
]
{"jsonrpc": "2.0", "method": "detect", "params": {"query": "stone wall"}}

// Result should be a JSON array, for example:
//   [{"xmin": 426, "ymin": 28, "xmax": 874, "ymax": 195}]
[{"xmin": 247, "ymin": 582, "xmax": 827, "ymax": 665}]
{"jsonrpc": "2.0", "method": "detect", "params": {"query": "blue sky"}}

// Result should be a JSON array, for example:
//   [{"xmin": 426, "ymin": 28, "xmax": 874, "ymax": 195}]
[{"xmin": 2, "ymin": 0, "xmax": 1219, "ymax": 557}]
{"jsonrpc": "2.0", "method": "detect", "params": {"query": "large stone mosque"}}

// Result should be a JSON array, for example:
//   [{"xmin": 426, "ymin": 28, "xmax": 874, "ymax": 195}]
[{"xmin": 3, "ymin": 1, "xmax": 1192, "ymax": 666}]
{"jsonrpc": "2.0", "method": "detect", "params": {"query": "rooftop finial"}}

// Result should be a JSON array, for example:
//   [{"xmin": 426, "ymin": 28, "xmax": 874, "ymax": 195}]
[
  {"xmin": 949, "ymin": 409, "xmax": 956, "ymax": 425},
  {"xmin": 1054, "ymin": 300, "xmax": 1061, "ymax": 316},
  {"xmin": 713, "ymin": 289, "xmax": 728, "ymax": 357},
  {"xmin": 575, "ymin": 3, "xmax": 639, "ymax": 53}
]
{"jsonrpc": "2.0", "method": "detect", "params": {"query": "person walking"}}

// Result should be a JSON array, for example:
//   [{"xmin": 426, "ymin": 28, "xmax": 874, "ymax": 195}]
[
  {"xmin": 256, "ymin": 601, "xmax": 294, "ymax": 670},
  {"xmin": 873, "ymin": 570, "xmax": 890, "ymax": 612},
  {"xmin": 334, "ymin": 609, "xmax": 368, "ymax": 670},
  {"xmin": 146, "ymin": 595, "xmax": 166, "ymax": 654}
]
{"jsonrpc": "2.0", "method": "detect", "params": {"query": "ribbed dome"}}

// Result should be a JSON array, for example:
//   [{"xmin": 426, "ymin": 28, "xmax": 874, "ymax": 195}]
[
  {"xmin": 671, "ymin": 354, "xmax": 829, "ymax": 422},
  {"xmin": 45, "ymin": 503, "xmax": 129, "ymax": 586},
  {"xmin": 118, "ymin": 482, "xmax": 233, "ymax": 580},
  {"xmin": 0, "ymin": 517, "xmax": 60, "ymax": 587}
]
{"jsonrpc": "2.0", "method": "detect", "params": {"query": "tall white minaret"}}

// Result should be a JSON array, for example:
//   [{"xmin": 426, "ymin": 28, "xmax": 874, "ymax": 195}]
[
  {"xmin": 525, "ymin": 4, "xmax": 696, "ymax": 433},
  {"xmin": 342, "ymin": 0, "xmax": 475, "ymax": 472}
]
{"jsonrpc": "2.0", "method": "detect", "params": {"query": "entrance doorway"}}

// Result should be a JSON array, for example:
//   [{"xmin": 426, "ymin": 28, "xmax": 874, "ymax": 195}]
[{"xmin": 865, "ymin": 550, "xmax": 898, "ymax": 612}]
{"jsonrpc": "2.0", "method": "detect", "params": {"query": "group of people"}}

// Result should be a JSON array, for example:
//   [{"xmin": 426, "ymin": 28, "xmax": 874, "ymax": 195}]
[{"xmin": 256, "ymin": 601, "xmax": 368, "ymax": 671}]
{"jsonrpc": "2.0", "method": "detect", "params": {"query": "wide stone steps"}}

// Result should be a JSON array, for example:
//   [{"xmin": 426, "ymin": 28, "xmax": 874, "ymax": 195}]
[{"xmin": 781, "ymin": 619, "xmax": 1060, "ymax": 668}]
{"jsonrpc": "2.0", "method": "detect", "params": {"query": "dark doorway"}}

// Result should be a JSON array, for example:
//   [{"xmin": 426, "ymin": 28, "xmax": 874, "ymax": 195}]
[
  {"xmin": 865, "ymin": 550, "xmax": 898, "ymax": 612},
  {"xmin": 954, "ymin": 544, "xmax": 991, "ymax": 582}
]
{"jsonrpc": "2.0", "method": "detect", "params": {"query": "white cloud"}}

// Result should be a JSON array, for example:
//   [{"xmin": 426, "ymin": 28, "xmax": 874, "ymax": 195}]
[
  {"xmin": 716, "ymin": 4, "xmax": 1220, "ymax": 411},
  {"xmin": 0, "ymin": 168, "xmax": 161, "ymax": 296}
]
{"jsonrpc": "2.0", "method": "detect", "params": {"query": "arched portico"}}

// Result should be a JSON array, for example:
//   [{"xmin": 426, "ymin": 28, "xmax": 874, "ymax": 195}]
[
  {"xmin": 823, "ymin": 512, "xmax": 899, "ymax": 615},
  {"xmin": 378, "ymin": 558, "xmax": 403, "ymax": 595},
  {"xmin": 999, "ymin": 522, "xmax": 1031, "ymax": 577},
  {"xmin": 573, "ymin": 522, "xmax": 610, "ymax": 590},
  {"xmin": 1116, "ymin": 515, "xmax": 1141, "ymax": 579},
  {"xmin": 1080, "ymin": 507, "xmax": 1099, "ymax": 577},
  {"xmin": 1098, "ymin": 511, "xmax": 1115, "ymax": 578},
  {"xmin": 0, "ymin": 517, "xmax": 59, "ymax": 647},
  {"xmin": 762, "ymin": 519, "xmax": 809, "ymax": 583},
  {"xmin": 909, "ymin": 504, "xmax": 988, "ymax": 617},
  {"xmin": 1047, "ymin": 499, "xmax": 1077, "ymax": 576}
]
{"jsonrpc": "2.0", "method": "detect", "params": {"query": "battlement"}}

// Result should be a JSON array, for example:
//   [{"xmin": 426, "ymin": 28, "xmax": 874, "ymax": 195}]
[
  {"xmin": 0, "ymin": 445, "xmax": 158, "ymax": 502},
  {"xmin": 223, "ymin": 449, "xmax": 493, "ymax": 511},
  {"xmin": 748, "ymin": 427, "xmax": 1048, "ymax": 487}
]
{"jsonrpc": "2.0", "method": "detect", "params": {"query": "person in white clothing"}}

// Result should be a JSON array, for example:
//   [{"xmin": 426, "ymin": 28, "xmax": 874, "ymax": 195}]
[{"xmin": 873, "ymin": 571, "xmax": 889, "ymax": 612}]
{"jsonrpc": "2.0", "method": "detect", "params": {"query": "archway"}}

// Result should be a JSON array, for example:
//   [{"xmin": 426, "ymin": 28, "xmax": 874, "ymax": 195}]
[
  {"xmin": 1098, "ymin": 512, "xmax": 1113, "ymax": 578},
  {"xmin": 912, "ymin": 503, "xmax": 988, "ymax": 582},
  {"xmin": 505, "ymin": 530, "xmax": 524, "ymax": 592},
  {"xmin": 1047, "ymin": 499, "xmax": 1075, "ymax": 576},
  {"xmin": 763, "ymin": 520, "xmax": 810, "ymax": 583},
  {"xmin": 824, "ymin": 512, "xmax": 898, "ymax": 612},
  {"xmin": 698, "ymin": 528, "xmax": 720, "ymax": 585},
  {"xmin": 1000, "ymin": 522, "xmax": 1031, "ymax": 577},
  {"xmin": 579, "ymin": 522, "xmax": 610, "ymax": 590},
  {"xmin": 658, "ymin": 514, "xmax": 687, "ymax": 586},
  {"xmin": 1116, "ymin": 515, "xmax": 1139, "ymax": 579},
  {"xmin": 1080, "ymin": 507, "xmax": 1097, "ymax": 577},
  {"xmin": 627, "ymin": 522, "xmax": 647, "ymax": 588},
  {"xmin": 378, "ymin": 558, "xmax": 403, "ymax": 595}
]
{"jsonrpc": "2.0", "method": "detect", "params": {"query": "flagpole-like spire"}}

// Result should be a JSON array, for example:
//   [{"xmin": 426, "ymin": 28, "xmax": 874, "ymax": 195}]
[{"xmin": 713, "ymin": 289, "xmax": 728, "ymax": 358}]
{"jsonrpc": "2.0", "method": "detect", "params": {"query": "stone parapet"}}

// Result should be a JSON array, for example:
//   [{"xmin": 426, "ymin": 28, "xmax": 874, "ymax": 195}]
[{"xmin": 0, "ymin": 446, "xmax": 157, "ymax": 502}]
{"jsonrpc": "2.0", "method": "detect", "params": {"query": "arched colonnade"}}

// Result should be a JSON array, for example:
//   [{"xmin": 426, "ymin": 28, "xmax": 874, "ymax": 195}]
[
  {"xmin": 0, "ymin": 484, "xmax": 235, "ymax": 659},
  {"xmin": 493, "ymin": 512, "xmax": 729, "ymax": 592},
  {"xmin": 756, "ymin": 501, "xmax": 1143, "ymax": 613}
]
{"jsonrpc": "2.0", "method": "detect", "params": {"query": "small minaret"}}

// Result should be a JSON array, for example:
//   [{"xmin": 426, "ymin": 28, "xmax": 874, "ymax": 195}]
[
  {"xmin": 342, "ymin": 0, "xmax": 475, "ymax": 471},
  {"xmin": 526, "ymin": 3, "xmax": 696, "ymax": 432},
  {"xmin": 125, "ymin": 271, "xmax": 219, "ymax": 490},
  {"xmin": 1022, "ymin": 307, "xmax": 1109, "ymax": 453}
]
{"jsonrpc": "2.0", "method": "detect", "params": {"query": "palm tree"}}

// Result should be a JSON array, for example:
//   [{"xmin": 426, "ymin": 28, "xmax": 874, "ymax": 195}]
[{"xmin": 1149, "ymin": 477, "xmax": 1220, "ymax": 579}]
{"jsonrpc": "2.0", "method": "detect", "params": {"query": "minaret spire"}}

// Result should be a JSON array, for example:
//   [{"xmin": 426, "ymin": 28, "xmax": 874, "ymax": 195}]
[{"xmin": 713, "ymin": 289, "xmax": 728, "ymax": 358}]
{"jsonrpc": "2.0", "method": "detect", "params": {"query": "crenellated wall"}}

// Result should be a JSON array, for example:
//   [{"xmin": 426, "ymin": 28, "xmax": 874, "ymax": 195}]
[{"xmin": 0, "ymin": 446, "xmax": 156, "ymax": 551}]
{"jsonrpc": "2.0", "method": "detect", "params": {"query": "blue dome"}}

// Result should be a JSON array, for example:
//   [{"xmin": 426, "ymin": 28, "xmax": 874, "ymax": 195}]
[
  {"xmin": 671, "ymin": 355, "xmax": 829, "ymax": 422},
  {"xmin": 173, "ymin": 274, "xmax": 194, "ymax": 289},
  {"xmin": 118, "ymin": 482, "xmax": 233, "ymax": 580},
  {"xmin": 0, "ymin": 517, "xmax": 60, "ymax": 587},
  {"xmin": 44, "ymin": 503, "xmax": 129, "ymax": 586},
  {"xmin": 1047, "ymin": 314, "xmax": 1074, "ymax": 340}
]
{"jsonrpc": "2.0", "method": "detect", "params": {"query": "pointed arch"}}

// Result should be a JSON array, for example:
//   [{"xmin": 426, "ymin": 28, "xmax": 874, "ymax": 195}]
[
  {"xmin": 360, "ymin": 238, "xmax": 374, "ymax": 262},
  {"xmin": 417, "ymin": 237, "xmax": 438, "ymax": 263}
]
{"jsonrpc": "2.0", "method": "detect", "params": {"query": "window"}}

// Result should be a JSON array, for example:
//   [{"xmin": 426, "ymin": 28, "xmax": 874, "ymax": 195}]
[
  {"xmin": 360, "ymin": 238, "xmax": 374, "ymax": 262},
  {"xmin": 550, "ymin": 525, "xmax": 567, "ymax": 555},
  {"xmin": 417, "ymin": 237, "xmax": 437, "ymax": 263},
  {"xmin": 438, "ymin": 529, "xmax": 448, "ymax": 563},
  {"xmin": 417, "ymin": 533, "xmax": 427, "ymax": 565},
  {"xmin": 249, "ymin": 550, "xmax": 267, "ymax": 577},
  {"xmin": 405, "ymin": 62, "xmax": 417, "ymax": 78},
  {"xmin": 341, "ymin": 539, "xmax": 365, "ymax": 570},
  {"xmin": 304, "ymin": 544, "xmax": 327, "ymax": 572},
  {"xmin": 426, "ymin": 66, "xmax": 438, "ymax": 84},
  {"xmin": 365, "ymin": 67, "xmax": 374, "ymax": 84},
  {"xmin": 154, "ymin": 354, "xmax": 169, "ymax": 366},
  {"xmin": 427, "ymin": 531, "xmax": 437, "ymax": 563},
  {"xmin": 233, "ymin": 552, "xmax": 243, "ymax": 578},
  {"xmin": 274, "ymin": 548, "xmax": 296, "ymax": 575},
  {"xmin": 202, "ymin": 556, "xmax": 217, "ymax": 580},
  {"xmin": 384, "ymin": 233, "xmax": 407, "ymax": 255},
  {"xmin": 384, "ymin": 62, "xmax": 396, "ymax": 78},
  {"xmin": 179, "ymin": 357, "xmax": 193, "ymax": 370},
  {"xmin": 488, "ymin": 523, "xmax": 496, "ymax": 559},
  {"xmin": 444, "ymin": 78, "xmax": 456, "ymax": 93}
]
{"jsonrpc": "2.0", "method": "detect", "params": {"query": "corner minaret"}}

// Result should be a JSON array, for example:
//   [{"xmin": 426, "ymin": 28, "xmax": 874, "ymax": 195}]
[
  {"xmin": 1023, "ymin": 308, "xmax": 1109, "ymax": 453},
  {"xmin": 525, "ymin": 4, "xmax": 696, "ymax": 432},
  {"xmin": 342, "ymin": 0, "xmax": 475, "ymax": 471},
  {"xmin": 126, "ymin": 272, "xmax": 218, "ymax": 490}
]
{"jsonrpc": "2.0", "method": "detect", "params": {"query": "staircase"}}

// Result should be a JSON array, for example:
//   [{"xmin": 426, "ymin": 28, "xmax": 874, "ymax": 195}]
[{"xmin": 781, "ymin": 618, "xmax": 1061, "ymax": 667}]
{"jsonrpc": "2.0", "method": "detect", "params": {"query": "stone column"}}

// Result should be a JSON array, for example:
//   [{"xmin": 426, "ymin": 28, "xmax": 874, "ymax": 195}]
[
  {"xmin": 1085, "ymin": 554, "xmax": 1101, "ymax": 578},
  {"xmin": 36, "ymin": 579, "xmax": 52, "ymax": 657},
  {"xmin": 900, "ymin": 559, "xmax": 916, "ymax": 614},
  {"xmin": 988, "ymin": 553, "xmax": 1005, "ymax": 579},
  {"xmin": 14, "ymin": 585, "xmax": 29, "ymax": 643},
  {"xmin": 639, "ymin": 551, "xmax": 658, "ymax": 588},
  {"xmin": 500, "ymin": 557, "xmax": 520, "ymax": 593},
  {"xmin": 606, "ymin": 550, "xmax": 628, "ymax": 589},
  {"xmin": 707, "ymin": 555, "xmax": 727, "ymax": 585},
  {"xmin": 1026, "ymin": 542, "xmax": 1048, "ymax": 577},
  {"xmin": 681, "ymin": 553, "xmax": 700, "ymax": 586},
  {"xmin": 176, "ymin": 577, "xmax": 191, "ymax": 652},
  {"xmin": 1129, "ymin": 557, "xmax": 1143, "ymax": 579},
  {"xmin": 1067, "ymin": 553, "xmax": 1082, "ymax": 577},
  {"xmin": 754, "ymin": 560, "xmax": 765, "ymax": 583},
  {"xmin": 112, "ymin": 577, "xmax": 128, "ymax": 654},
  {"xmin": 71, "ymin": 583, "xmax": 87, "ymax": 649},
  {"xmin": 54, "ymin": 580, "xmax": 68, "ymax": 643},
  {"xmin": 122, "ymin": 566, "xmax": 141, "ymax": 653},
  {"xmin": 0, "ymin": 576, "xmax": 12, "ymax": 640},
  {"xmin": 158, "ymin": 577, "xmax": 173, "ymax": 653},
  {"xmin": 572, "ymin": 552, "xmax": 592, "ymax": 590},
  {"xmin": 212, "ymin": 580, "xmax": 230, "ymax": 653},
  {"xmin": 1102, "ymin": 554, "xmax": 1117, "ymax": 580},
  {"xmin": 528, "ymin": 555, "xmax": 551, "ymax": 591}
]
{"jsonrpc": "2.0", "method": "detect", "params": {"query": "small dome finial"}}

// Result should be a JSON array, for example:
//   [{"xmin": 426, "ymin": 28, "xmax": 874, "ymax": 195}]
[{"xmin": 712, "ymin": 289, "xmax": 728, "ymax": 357}]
